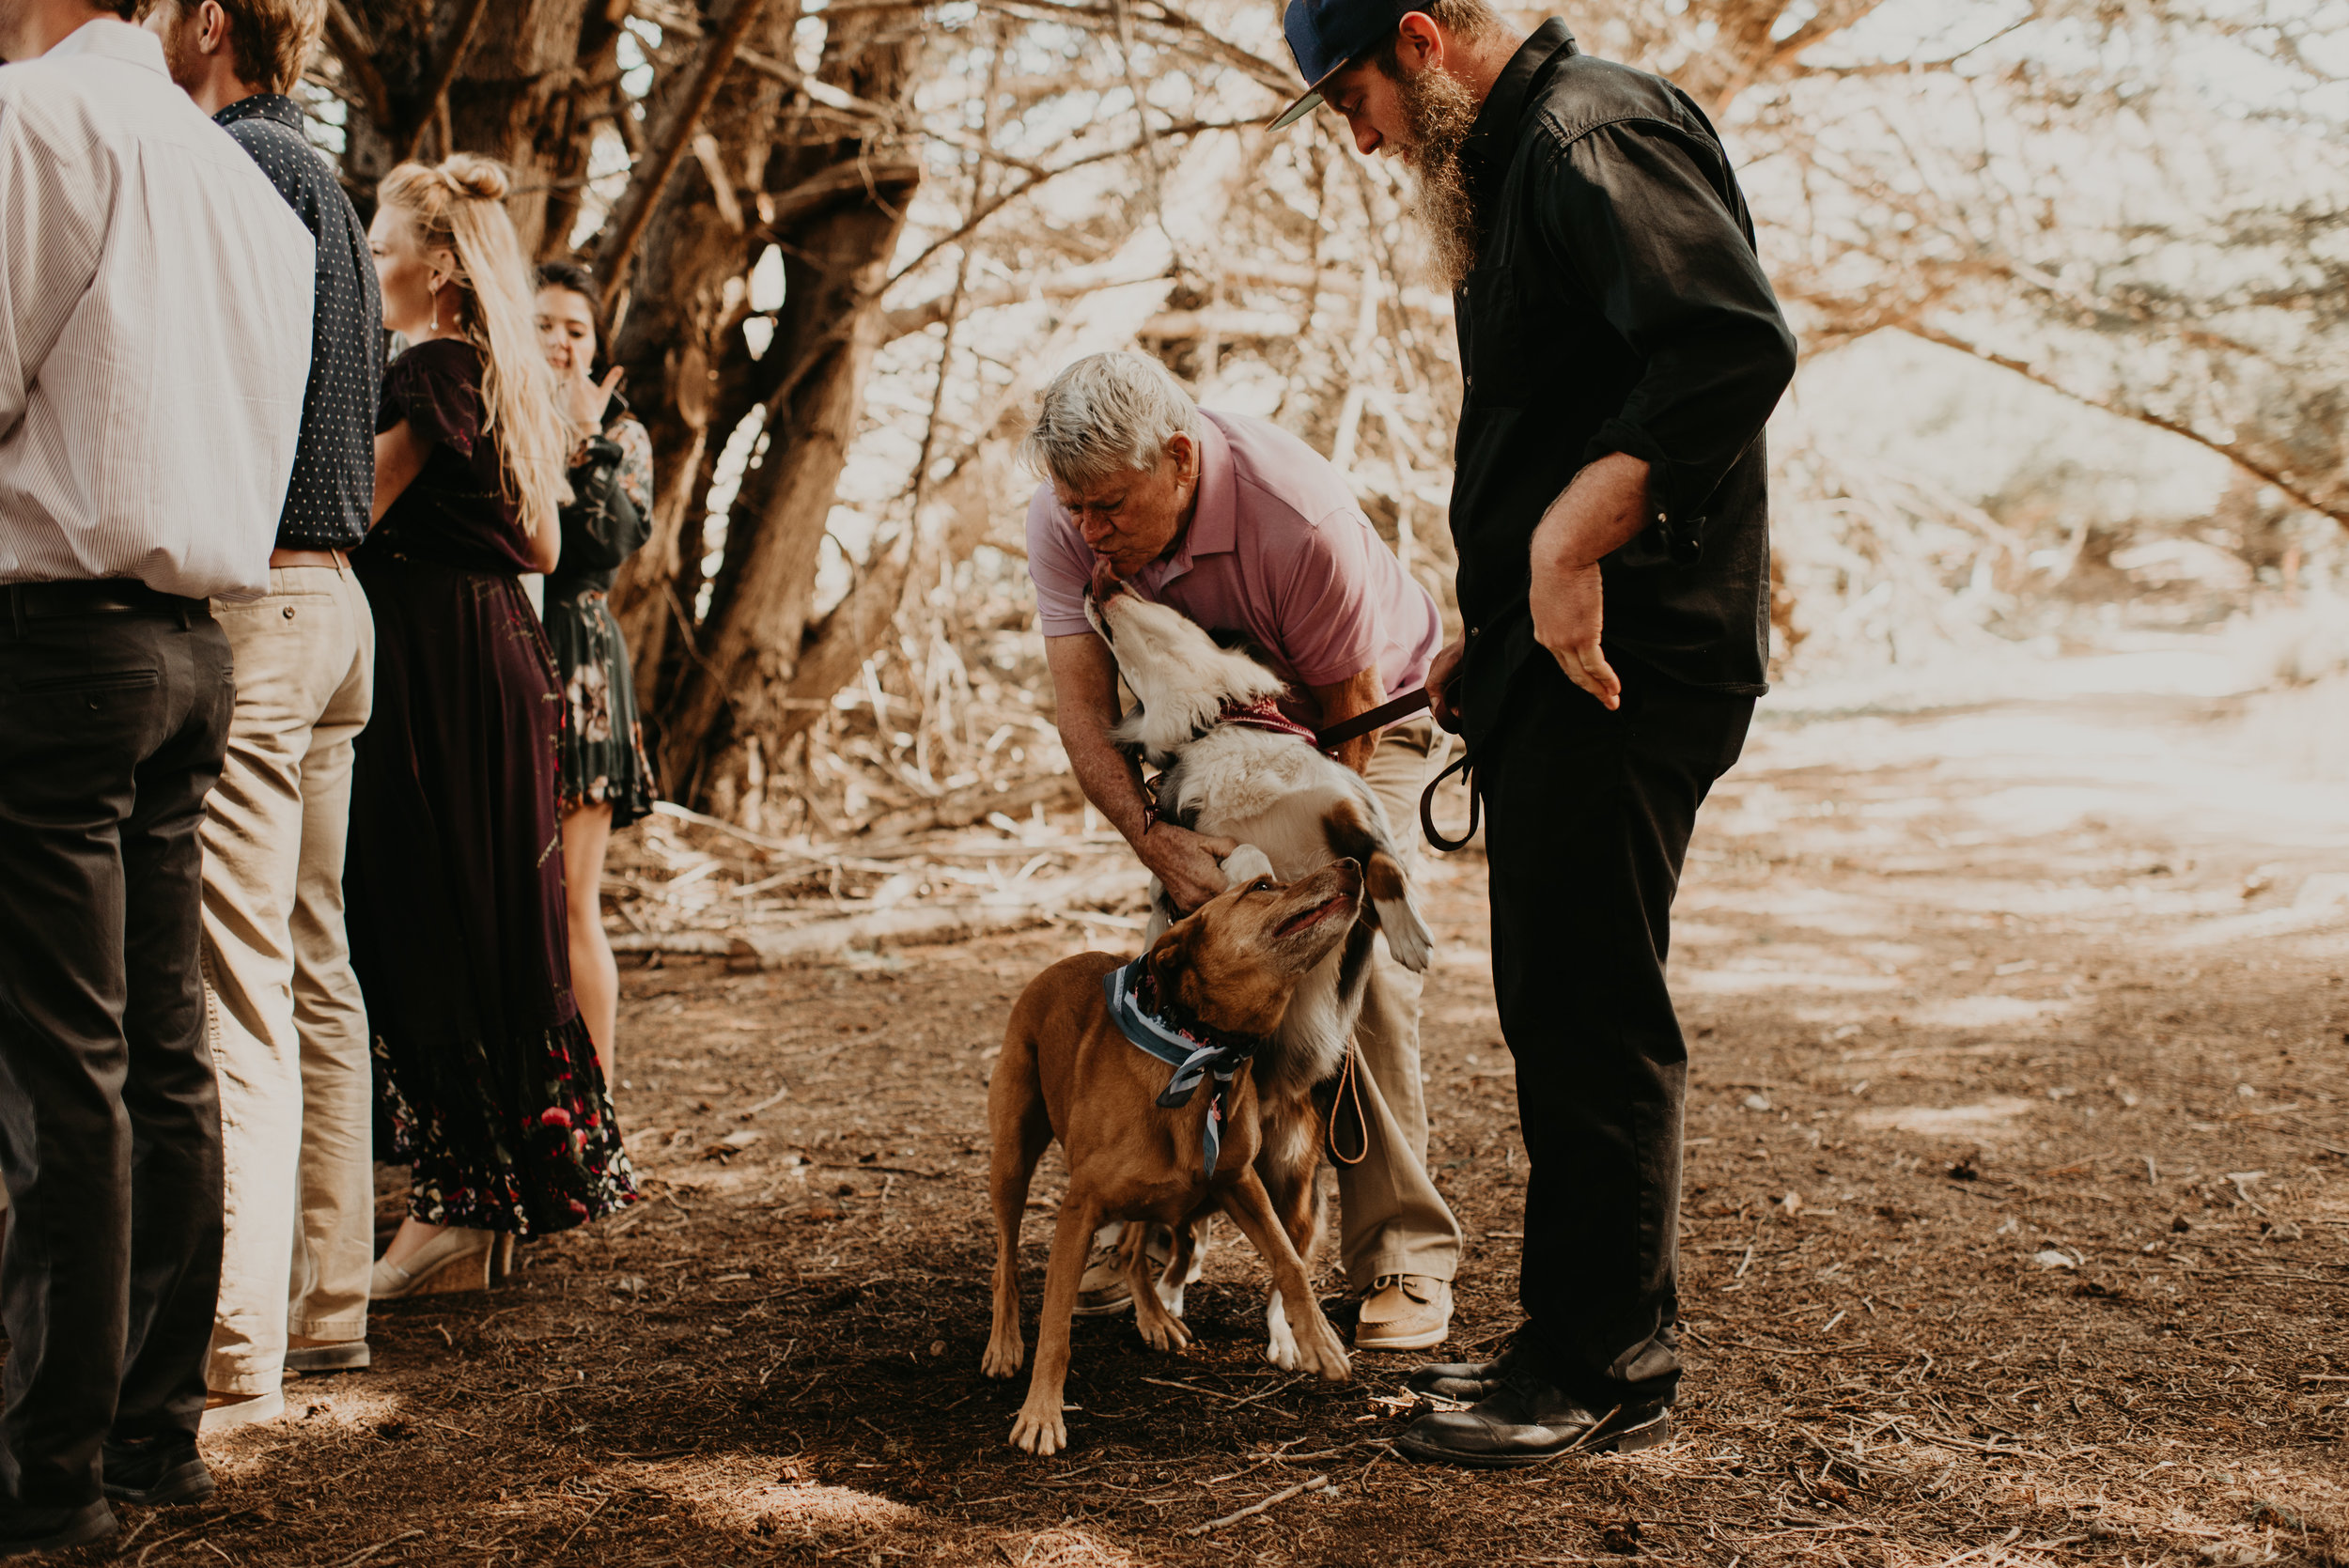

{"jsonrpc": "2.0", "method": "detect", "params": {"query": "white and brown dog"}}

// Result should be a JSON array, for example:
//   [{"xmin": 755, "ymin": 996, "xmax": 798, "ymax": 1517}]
[{"xmin": 1082, "ymin": 567, "xmax": 1435, "ymax": 1368}]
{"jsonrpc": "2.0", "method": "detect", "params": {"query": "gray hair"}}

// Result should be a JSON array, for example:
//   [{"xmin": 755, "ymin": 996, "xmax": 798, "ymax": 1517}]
[{"xmin": 1020, "ymin": 351, "xmax": 1201, "ymax": 489}]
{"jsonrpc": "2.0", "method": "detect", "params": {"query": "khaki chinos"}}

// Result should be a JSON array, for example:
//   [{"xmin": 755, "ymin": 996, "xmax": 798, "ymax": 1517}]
[
  {"xmin": 1334, "ymin": 717, "xmax": 1462, "ymax": 1291},
  {"xmin": 200, "ymin": 567, "xmax": 375, "ymax": 1398}
]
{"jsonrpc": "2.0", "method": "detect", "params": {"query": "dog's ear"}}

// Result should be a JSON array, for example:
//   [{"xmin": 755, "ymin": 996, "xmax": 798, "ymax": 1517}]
[{"xmin": 1144, "ymin": 921, "xmax": 1198, "ymax": 1013}]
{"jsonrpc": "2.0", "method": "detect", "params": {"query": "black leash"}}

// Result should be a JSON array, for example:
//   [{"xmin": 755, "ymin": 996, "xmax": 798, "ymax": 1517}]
[
  {"xmin": 1312, "ymin": 684, "xmax": 1480, "ymax": 850},
  {"xmin": 1420, "ymin": 746, "xmax": 1479, "ymax": 852},
  {"xmin": 1314, "ymin": 687, "xmax": 1431, "ymax": 750}
]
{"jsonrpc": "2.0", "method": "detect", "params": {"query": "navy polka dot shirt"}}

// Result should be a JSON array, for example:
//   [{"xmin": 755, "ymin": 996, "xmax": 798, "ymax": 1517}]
[{"xmin": 216, "ymin": 94, "xmax": 380, "ymax": 551}]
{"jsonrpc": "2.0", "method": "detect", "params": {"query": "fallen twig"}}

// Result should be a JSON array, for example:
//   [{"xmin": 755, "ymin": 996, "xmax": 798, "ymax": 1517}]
[
  {"xmin": 1185, "ymin": 1474, "xmax": 1329, "ymax": 1536},
  {"xmin": 1936, "ymin": 1526, "xmax": 2024, "ymax": 1567},
  {"xmin": 1140, "ymin": 1374, "xmax": 1303, "ymax": 1407},
  {"xmin": 325, "ymin": 1530, "xmax": 427, "ymax": 1568}
]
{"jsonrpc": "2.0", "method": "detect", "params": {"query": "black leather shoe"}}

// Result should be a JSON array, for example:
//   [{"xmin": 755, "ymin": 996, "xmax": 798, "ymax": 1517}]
[
  {"xmin": 0, "ymin": 1499, "xmax": 117, "ymax": 1557},
  {"xmin": 1403, "ymin": 1336, "xmax": 1536, "ymax": 1403},
  {"xmin": 101, "ymin": 1436, "xmax": 214, "ymax": 1506},
  {"xmin": 1393, "ymin": 1376, "xmax": 1672, "ymax": 1469}
]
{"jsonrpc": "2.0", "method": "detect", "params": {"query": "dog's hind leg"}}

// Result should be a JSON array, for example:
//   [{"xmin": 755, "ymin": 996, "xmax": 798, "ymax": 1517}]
[
  {"xmin": 1128, "ymin": 1220, "xmax": 1193, "ymax": 1353},
  {"xmin": 1009, "ymin": 1191, "xmax": 1103, "ymax": 1456},
  {"xmin": 1219, "ymin": 1169, "xmax": 1350, "ymax": 1382},
  {"xmin": 981, "ymin": 1047, "xmax": 1053, "ymax": 1381},
  {"xmin": 1156, "ymin": 1212, "xmax": 1213, "ymax": 1317}
]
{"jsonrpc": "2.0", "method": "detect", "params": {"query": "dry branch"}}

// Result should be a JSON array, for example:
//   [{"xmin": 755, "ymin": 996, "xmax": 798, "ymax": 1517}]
[{"xmin": 1186, "ymin": 1475, "xmax": 1330, "ymax": 1536}]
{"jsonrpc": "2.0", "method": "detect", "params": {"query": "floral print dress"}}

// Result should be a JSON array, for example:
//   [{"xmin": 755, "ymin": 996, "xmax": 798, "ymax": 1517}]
[
  {"xmin": 349, "ymin": 340, "xmax": 637, "ymax": 1234},
  {"xmin": 543, "ymin": 396, "xmax": 659, "ymax": 827}
]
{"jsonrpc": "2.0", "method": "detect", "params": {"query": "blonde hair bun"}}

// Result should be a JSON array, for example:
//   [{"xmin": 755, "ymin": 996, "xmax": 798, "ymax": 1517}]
[
  {"xmin": 377, "ymin": 154, "xmax": 571, "ymax": 541},
  {"xmin": 440, "ymin": 154, "xmax": 511, "ymax": 204}
]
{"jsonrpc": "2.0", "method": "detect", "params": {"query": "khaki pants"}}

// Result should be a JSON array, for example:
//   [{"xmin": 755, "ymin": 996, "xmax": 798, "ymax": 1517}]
[
  {"xmin": 1333, "ymin": 718, "xmax": 1462, "ymax": 1291},
  {"xmin": 200, "ymin": 567, "xmax": 375, "ymax": 1397}
]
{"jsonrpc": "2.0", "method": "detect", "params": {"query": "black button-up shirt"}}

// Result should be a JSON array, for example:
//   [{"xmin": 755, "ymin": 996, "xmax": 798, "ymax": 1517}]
[
  {"xmin": 1450, "ymin": 21, "xmax": 1796, "ymax": 736},
  {"xmin": 216, "ymin": 94, "xmax": 379, "ymax": 551}
]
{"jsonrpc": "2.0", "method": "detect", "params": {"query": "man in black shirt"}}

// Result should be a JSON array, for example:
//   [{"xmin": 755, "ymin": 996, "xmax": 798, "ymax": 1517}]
[
  {"xmin": 1274, "ymin": 0, "xmax": 1796, "ymax": 1466},
  {"xmin": 146, "ymin": 0, "xmax": 382, "ymax": 1441}
]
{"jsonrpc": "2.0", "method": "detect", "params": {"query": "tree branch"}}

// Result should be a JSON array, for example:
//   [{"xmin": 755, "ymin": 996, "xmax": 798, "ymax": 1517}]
[
  {"xmin": 397, "ymin": 0, "xmax": 493, "ymax": 163},
  {"xmin": 594, "ymin": 0, "xmax": 776, "ymax": 313},
  {"xmin": 1899, "ymin": 322, "xmax": 2349, "ymax": 530},
  {"xmin": 320, "ymin": 0, "xmax": 390, "ymax": 127}
]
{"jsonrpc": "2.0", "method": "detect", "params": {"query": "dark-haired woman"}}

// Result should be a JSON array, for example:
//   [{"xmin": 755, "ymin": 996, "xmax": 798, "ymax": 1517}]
[{"xmin": 534, "ymin": 262, "xmax": 658, "ymax": 1076}]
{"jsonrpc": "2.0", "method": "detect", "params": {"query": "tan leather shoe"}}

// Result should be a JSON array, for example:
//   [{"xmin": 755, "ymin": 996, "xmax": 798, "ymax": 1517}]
[
  {"xmin": 1074, "ymin": 1226, "xmax": 1177, "ymax": 1317},
  {"xmin": 1354, "ymin": 1275, "xmax": 1453, "ymax": 1351}
]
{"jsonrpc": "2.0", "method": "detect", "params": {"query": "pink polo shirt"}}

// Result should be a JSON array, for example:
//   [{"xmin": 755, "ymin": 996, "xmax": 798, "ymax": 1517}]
[{"xmin": 1027, "ymin": 410, "xmax": 1441, "ymax": 727}]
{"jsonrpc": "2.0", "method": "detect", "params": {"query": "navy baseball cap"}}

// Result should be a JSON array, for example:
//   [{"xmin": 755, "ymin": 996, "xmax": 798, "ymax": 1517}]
[{"xmin": 1269, "ymin": 0, "xmax": 1416, "ymax": 130}]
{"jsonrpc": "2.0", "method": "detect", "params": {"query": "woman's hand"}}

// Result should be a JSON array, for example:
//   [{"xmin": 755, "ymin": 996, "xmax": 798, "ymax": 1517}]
[{"xmin": 567, "ymin": 365, "xmax": 623, "ymax": 438}]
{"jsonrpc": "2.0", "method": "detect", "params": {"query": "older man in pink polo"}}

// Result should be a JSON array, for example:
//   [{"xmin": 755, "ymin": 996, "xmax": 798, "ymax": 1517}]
[{"xmin": 1024, "ymin": 349, "xmax": 1461, "ymax": 1352}]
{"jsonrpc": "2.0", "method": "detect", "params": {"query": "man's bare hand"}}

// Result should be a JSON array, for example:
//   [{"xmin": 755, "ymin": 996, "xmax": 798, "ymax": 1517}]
[
  {"xmin": 1424, "ymin": 635, "xmax": 1467, "ymax": 733},
  {"xmin": 1529, "ymin": 548, "xmax": 1619, "ymax": 709},
  {"xmin": 1142, "ymin": 823, "xmax": 1242, "ymax": 914},
  {"xmin": 1527, "ymin": 452, "xmax": 1648, "ymax": 712}
]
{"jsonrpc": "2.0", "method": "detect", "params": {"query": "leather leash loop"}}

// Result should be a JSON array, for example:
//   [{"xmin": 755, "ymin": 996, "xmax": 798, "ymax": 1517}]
[
  {"xmin": 1327, "ymin": 1046, "xmax": 1369, "ymax": 1167},
  {"xmin": 1420, "ymin": 747, "xmax": 1479, "ymax": 852}
]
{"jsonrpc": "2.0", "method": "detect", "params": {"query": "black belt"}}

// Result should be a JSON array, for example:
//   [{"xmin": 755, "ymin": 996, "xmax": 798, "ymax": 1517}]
[{"xmin": 2, "ymin": 579, "xmax": 208, "ymax": 622}]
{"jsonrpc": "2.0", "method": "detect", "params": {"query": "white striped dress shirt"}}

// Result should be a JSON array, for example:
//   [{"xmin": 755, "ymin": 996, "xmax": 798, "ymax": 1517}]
[{"xmin": 0, "ymin": 20, "xmax": 314, "ymax": 600}]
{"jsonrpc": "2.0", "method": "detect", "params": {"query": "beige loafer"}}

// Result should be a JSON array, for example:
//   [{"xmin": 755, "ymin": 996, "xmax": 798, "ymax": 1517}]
[
  {"xmin": 369, "ymin": 1227, "xmax": 493, "ymax": 1300},
  {"xmin": 1073, "ymin": 1225, "xmax": 1177, "ymax": 1317},
  {"xmin": 1354, "ymin": 1275, "xmax": 1453, "ymax": 1351}
]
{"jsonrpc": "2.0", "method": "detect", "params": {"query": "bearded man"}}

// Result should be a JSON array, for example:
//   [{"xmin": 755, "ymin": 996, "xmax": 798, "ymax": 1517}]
[{"xmin": 1270, "ymin": 1, "xmax": 1797, "ymax": 1467}]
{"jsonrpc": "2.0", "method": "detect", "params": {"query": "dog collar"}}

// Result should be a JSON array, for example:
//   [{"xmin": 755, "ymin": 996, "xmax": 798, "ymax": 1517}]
[
  {"xmin": 1102, "ymin": 955, "xmax": 1260, "ymax": 1177},
  {"xmin": 1206, "ymin": 694, "xmax": 1319, "ymax": 747}
]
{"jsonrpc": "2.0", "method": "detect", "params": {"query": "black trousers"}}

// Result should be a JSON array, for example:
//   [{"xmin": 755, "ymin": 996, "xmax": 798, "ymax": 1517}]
[
  {"xmin": 1479, "ymin": 655, "xmax": 1752, "ymax": 1408},
  {"xmin": 0, "ymin": 595, "xmax": 231, "ymax": 1507}
]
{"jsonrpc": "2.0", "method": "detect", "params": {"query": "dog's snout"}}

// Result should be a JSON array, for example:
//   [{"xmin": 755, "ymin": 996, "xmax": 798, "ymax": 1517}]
[{"xmin": 1088, "ymin": 556, "xmax": 1132, "ymax": 605}]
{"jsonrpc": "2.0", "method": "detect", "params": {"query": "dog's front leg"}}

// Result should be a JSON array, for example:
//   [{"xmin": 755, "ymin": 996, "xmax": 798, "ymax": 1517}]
[
  {"xmin": 1219, "ymin": 1170, "xmax": 1351, "ymax": 1382},
  {"xmin": 1009, "ymin": 1193, "xmax": 1102, "ymax": 1456}
]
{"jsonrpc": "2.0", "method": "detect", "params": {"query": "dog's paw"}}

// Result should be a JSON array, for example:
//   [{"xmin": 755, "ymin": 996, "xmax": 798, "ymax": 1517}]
[
  {"xmin": 1292, "ymin": 1312, "xmax": 1352, "ymax": 1382},
  {"xmin": 980, "ymin": 1336, "xmax": 1025, "ymax": 1379},
  {"xmin": 1136, "ymin": 1312, "xmax": 1193, "ymax": 1353},
  {"xmin": 1263, "ymin": 1288, "xmax": 1302, "ymax": 1370},
  {"xmin": 1008, "ymin": 1400, "xmax": 1069, "ymax": 1456},
  {"xmin": 1376, "ymin": 898, "xmax": 1436, "ymax": 973}
]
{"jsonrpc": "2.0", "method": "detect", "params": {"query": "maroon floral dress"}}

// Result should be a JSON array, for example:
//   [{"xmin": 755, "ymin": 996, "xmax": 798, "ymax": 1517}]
[{"xmin": 346, "ymin": 337, "xmax": 637, "ymax": 1235}]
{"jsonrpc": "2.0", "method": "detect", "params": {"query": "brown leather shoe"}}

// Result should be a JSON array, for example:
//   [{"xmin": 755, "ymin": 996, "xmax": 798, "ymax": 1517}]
[{"xmin": 1353, "ymin": 1275, "xmax": 1452, "ymax": 1351}]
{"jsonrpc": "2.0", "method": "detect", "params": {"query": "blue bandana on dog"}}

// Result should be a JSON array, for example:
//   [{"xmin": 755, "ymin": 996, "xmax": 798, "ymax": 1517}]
[{"xmin": 1102, "ymin": 955, "xmax": 1260, "ymax": 1176}]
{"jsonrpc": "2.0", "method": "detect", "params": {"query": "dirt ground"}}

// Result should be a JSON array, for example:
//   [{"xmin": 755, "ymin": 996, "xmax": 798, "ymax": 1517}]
[{"xmin": 79, "ymin": 660, "xmax": 2349, "ymax": 1568}]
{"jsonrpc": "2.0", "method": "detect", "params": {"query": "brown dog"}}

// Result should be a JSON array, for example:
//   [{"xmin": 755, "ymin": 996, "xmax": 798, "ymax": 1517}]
[{"xmin": 981, "ymin": 857, "xmax": 1360, "ymax": 1454}]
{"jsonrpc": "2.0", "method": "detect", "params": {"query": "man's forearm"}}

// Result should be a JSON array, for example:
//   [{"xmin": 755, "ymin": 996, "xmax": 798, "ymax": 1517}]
[
  {"xmin": 1532, "ymin": 451, "xmax": 1651, "ymax": 569},
  {"xmin": 1059, "ymin": 720, "xmax": 1154, "ymax": 848}
]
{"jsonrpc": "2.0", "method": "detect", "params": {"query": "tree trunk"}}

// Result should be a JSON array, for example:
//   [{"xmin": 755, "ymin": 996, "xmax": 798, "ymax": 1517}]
[
  {"xmin": 650, "ymin": 8, "xmax": 925, "ymax": 810},
  {"xmin": 603, "ymin": 1, "xmax": 806, "ymax": 713}
]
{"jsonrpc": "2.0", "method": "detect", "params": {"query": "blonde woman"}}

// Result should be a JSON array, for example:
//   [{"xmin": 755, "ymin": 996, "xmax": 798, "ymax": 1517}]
[{"xmin": 348, "ymin": 156, "xmax": 637, "ymax": 1297}]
